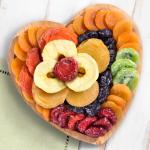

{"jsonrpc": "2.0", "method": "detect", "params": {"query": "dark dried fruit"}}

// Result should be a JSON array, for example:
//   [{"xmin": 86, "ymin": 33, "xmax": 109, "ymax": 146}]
[
  {"xmin": 98, "ymin": 107, "xmax": 117, "ymax": 124},
  {"xmin": 98, "ymin": 70, "xmax": 112, "ymax": 87},
  {"xmin": 78, "ymin": 33, "xmax": 89, "ymax": 44},
  {"xmin": 58, "ymin": 111, "xmax": 75, "ymax": 128},
  {"xmin": 68, "ymin": 114, "xmax": 85, "ymax": 130},
  {"xmin": 93, "ymin": 117, "xmax": 112, "ymax": 130},
  {"xmin": 53, "ymin": 57, "xmax": 78, "ymax": 82},
  {"xmin": 66, "ymin": 105, "xmax": 85, "ymax": 114},
  {"xmin": 51, "ymin": 105, "xmax": 66, "ymax": 124},
  {"xmin": 98, "ymin": 29, "xmax": 112, "ymax": 39},
  {"xmin": 104, "ymin": 38, "xmax": 116, "ymax": 46},
  {"xmin": 85, "ymin": 127, "xmax": 107, "ymax": 137},
  {"xmin": 85, "ymin": 31, "xmax": 99, "ymax": 38},
  {"xmin": 77, "ymin": 117, "xmax": 97, "ymax": 133}
]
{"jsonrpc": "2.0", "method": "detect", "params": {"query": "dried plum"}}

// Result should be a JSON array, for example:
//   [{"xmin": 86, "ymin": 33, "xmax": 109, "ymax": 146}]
[
  {"xmin": 98, "ymin": 29, "xmax": 112, "ymax": 39},
  {"xmin": 78, "ymin": 33, "xmax": 89, "ymax": 44},
  {"xmin": 85, "ymin": 31, "xmax": 99, "ymax": 38},
  {"xmin": 104, "ymin": 38, "xmax": 116, "ymax": 46},
  {"xmin": 66, "ymin": 105, "xmax": 85, "ymax": 114}
]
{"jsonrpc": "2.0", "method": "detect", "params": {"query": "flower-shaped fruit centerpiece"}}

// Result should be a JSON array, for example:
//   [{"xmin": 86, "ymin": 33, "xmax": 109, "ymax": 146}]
[{"xmin": 33, "ymin": 39, "xmax": 100, "ymax": 108}]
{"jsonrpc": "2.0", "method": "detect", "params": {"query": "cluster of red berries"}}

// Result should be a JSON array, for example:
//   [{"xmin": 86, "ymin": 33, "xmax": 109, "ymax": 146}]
[{"xmin": 51, "ymin": 105, "xmax": 117, "ymax": 138}]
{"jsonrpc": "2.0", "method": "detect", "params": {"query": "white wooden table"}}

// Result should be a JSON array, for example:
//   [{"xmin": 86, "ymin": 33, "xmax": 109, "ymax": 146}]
[{"xmin": 0, "ymin": 0, "xmax": 150, "ymax": 150}]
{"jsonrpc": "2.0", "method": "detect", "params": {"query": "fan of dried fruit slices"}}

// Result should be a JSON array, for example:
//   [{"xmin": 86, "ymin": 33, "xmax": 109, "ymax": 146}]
[{"xmin": 8, "ymin": 4, "xmax": 142, "ymax": 144}]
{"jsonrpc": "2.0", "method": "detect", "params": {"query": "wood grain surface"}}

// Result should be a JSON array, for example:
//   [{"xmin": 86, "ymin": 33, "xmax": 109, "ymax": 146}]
[{"xmin": 0, "ymin": 0, "xmax": 150, "ymax": 150}]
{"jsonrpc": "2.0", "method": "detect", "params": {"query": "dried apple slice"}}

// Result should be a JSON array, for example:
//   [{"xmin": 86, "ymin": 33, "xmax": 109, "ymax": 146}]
[
  {"xmin": 18, "ymin": 31, "xmax": 32, "ymax": 52},
  {"xmin": 32, "ymin": 83, "xmax": 69, "ymax": 109},
  {"xmin": 14, "ymin": 39, "xmax": 27, "ymax": 61},
  {"xmin": 73, "ymin": 16, "xmax": 87, "ymax": 35},
  {"xmin": 66, "ymin": 81, "xmax": 99, "ymax": 107}
]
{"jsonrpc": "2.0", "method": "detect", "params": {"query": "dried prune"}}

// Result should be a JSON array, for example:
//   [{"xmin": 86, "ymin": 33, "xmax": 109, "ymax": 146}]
[{"xmin": 98, "ymin": 29, "xmax": 112, "ymax": 39}]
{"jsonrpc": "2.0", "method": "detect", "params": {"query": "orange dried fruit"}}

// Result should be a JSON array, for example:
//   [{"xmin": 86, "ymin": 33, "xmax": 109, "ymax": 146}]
[
  {"xmin": 110, "ymin": 84, "xmax": 132, "ymax": 102},
  {"xmin": 35, "ymin": 104, "xmax": 43, "ymax": 114},
  {"xmin": 10, "ymin": 57, "xmax": 24, "ymax": 80},
  {"xmin": 107, "ymin": 95, "xmax": 126, "ymax": 109},
  {"xmin": 14, "ymin": 40, "xmax": 27, "ymax": 61},
  {"xmin": 28, "ymin": 25, "xmax": 39, "ymax": 47},
  {"xmin": 102, "ymin": 101, "xmax": 123, "ymax": 119},
  {"xmin": 119, "ymin": 42, "xmax": 141, "ymax": 51},
  {"xmin": 66, "ymin": 81, "xmax": 99, "ymax": 107},
  {"xmin": 77, "ymin": 38, "xmax": 110, "ymax": 73},
  {"xmin": 42, "ymin": 109, "xmax": 50, "ymax": 121},
  {"xmin": 83, "ymin": 8, "xmax": 98, "ymax": 30},
  {"xmin": 32, "ymin": 83, "xmax": 69, "ymax": 109},
  {"xmin": 67, "ymin": 23, "xmax": 76, "ymax": 33},
  {"xmin": 117, "ymin": 31, "xmax": 140, "ymax": 48},
  {"xmin": 113, "ymin": 20, "xmax": 133, "ymax": 40},
  {"xmin": 72, "ymin": 16, "xmax": 87, "ymax": 35},
  {"xmin": 105, "ymin": 10, "xmax": 125, "ymax": 29},
  {"xmin": 95, "ymin": 9, "xmax": 108, "ymax": 29},
  {"xmin": 22, "ymin": 91, "xmax": 34, "ymax": 104},
  {"xmin": 18, "ymin": 31, "xmax": 32, "ymax": 52}
]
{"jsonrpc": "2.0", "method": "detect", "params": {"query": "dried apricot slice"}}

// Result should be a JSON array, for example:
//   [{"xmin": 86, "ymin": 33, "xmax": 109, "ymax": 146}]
[
  {"xmin": 66, "ymin": 81, "xmax": 99, "ymax": 107},
  {"xmin": 77, "ymin": 38, "xmax": 110, "ymax": 73},
  {"xmin": 35, "ymin": 104, "xmax": 43, "ymax": 114},
  {"xmin": 18, "ymin": 32, "xmax": 32, "ymax": 52},
  {"xmin": 83, "ymin": 8, "xmax": 98, "ymax": 30},
  {"xmin": 67, "ymin": 23, "xmax": 76, "ymax": 33},
  {"xmin": 14, "ymin": 40, "xmax": 27, "ymax": 61},
  {"xmin": 117, "ymin": 31, "xmax": 140, "ymax": 48},
  {"xmin": 36, "ymin": 26, "xmax": 50, "ymax": 42},
  {"xmin": 42, "ymin": 109, "xmax": 50, "ymax": 121},
  {"xmin": 102, "ymin": 101, "xmax": 123, "ymax": 119},
  {"xmin": 110, "ymin": 84, "xmax": 132, "ymax": 102},
  {"xmin": 22, "ymin": 91, "xmax": 34, "ymax": 104},
  {"xmin": 18, "ymin": 65, "xmax": 33, "ymax": 97},
  {"xmin": 119, "ymin": 42, "xmax": 141, "ymax": 51},
  {"xmin": 32, "ymin": 83, "xmax": 69, "ymax": 109},
  {"xmin": 28, "ymin": 25, "xmax": 39, "ymax": 47},
  {"xmin": 11, "ymin": 57, "xmax": 24, "ymax": 80},
  {"xmin": 95, "ymin": 9, "xmax": 108, "ymax": 29},
  {"xmin": 73, "ymin": 16, "xmax": 87, "ymax": 35},
  {"xmin": 107, "ymin": 95, "xmax": 126, "ymax": 109},
  {"xmin": 113, "ymin": 20, "xmax": 133, "ymax": 40},
  {"xmin": 105, "ymin": 10, "xmax": 125, "ymax": 29}
]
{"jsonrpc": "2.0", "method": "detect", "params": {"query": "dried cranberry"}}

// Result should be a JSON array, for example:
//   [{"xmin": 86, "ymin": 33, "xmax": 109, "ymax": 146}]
[
  {"xmin": 77, "ymin": 117, "xmax": 97, "ymax": 133},
  {"xmin": 58, "ymin": 111, "xmax": 75, "ymax": 128},
  {"xmin": 51, "ymin": 105, "xmax": 66, "ymax": 124},
  {"xmin": 85, "ymin": 127, "xmax": 107, "ymax": 137},
  {"xmin": 98, "ymin": 108, "xmax": 117, "ymax": 124},
  {"xmin": 68, "ymin": 114, "xmax": 85, "ymax": 130},
  {"xmin": 93, "ymin": 117, "xmax": 112, "ymax": 131},
  {"xmin": 53, "ymin": 57, "xmax": 78, "ymax": 82}
]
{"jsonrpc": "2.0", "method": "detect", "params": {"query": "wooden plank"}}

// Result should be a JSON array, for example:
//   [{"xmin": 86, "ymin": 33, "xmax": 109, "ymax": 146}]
[{"xmin": 0, "ymin": 0, "xmax": 48, "ymax": 58}]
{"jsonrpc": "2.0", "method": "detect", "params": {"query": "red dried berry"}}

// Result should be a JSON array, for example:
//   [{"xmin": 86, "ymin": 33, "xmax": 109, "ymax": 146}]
[
  {"xmin": 51, "ymin": 105, "xmax": 66, "ymax": 124},
  {"xmin": 85, "ymin": 127, "xmax": 107, "ymax": 138},
  {"xmin": 93, "ymin": 117, "xmax": 112, "ymax": 131},
  {"xmin": 68, "ymin": 114, "xmax": 85, "ymax": 130},
  {"xmin": 77, "ymin": 117, "xmax": 97, "ymax": 133},
  {"xmin": 53, "ymin": 57, "xmax": 78, "ymax": 82},
  {"xmin": 58, "ymin": 111, "xmax": 75, "ymax": 128},
  {"xmin": 26, "ymin": 48, "xmax": 41, "ymax": 75},
  {"xmin": 18, "ymin": 65, "xmax": 33, "ymax": 97},
  {"xmin": 98, "ymin": 107, "xmax": 117, "ymax": 124}
]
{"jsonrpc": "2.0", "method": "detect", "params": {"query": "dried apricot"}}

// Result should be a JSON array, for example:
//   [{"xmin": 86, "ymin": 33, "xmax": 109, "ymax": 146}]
[
  {"xmin": 14, "ymin": 40, "xmax": 27, "ymax": 61},
  {"xmin": 66, "ymin": 81, "xmax": 99, "ymax": 107},
  {"xmin": 67, "ymin": 23, "xmax": 76, "ymax": 33},
  {"xmin": 35, "ymin": 104, "xmax": 43, "ymax": 114},
  {"xmin": 77, "ymin": 38, "xmax": 110, "ymax": 73},
  {"xmin": 83, "ymin": 8, "xmax": 98, "ymax": 30},
  {"xmin": 28, "ymin": 25, "xmax": 39, "ymax": 47},
  {"xmin": 117, "ymin": 31, "xmax": 140, "ymax": 48},
  {"xmin": 95, "ymin": 9, "xmax": 108, "ymax": 29},
  {"xmin": 22, "ymin": 91, "xmax": 34, "ymax": 104},
  {"xmin": 107, "ymin": 95, "xmax": 126, "ymax": 109},
  {"xmin": 113, "ymin": 20, "xmax": 133, "ymax": 40},
  {"xmin": 119, "ymin": 42, "xmax": 141, "ymax": 51},
  {"xmin": 42, "ymin": 109, "xmax": 50, "ymax": 121},
  {"xmin": 73, "ymin": 16, "xmax": 87, "ymax": 35},
  {"xmin": 11, "ymin": 57, "xmax": 24, "ymax": 80},
  {"xmin": 18, "ymin": 32, "xmax": 32, "ymax": 52},
  {"xmin": 110, "ymin": 84, "xmax": 132, "ymax": 102},
  {"xmin": 105, "ymin": 10, "xmax": 125, "ymax": 29},
  {"xmin": 102, "ymin": 101, "xmax": 123, "ymax": 119},
  {"xmin": 32, "ymin": 83, "xmax": 69, "ymax": 109}
]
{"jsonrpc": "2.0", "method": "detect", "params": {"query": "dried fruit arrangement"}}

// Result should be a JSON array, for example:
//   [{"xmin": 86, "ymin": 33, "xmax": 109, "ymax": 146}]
[{"xmin": 8, "ymin": 4, "xmax": 142, "ymax": 144}]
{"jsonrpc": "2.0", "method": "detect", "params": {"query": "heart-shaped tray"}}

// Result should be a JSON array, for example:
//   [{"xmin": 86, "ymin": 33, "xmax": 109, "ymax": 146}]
[{"xmin": 8, "ymin": 4, "xmax": 142, "ymax": 145}]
